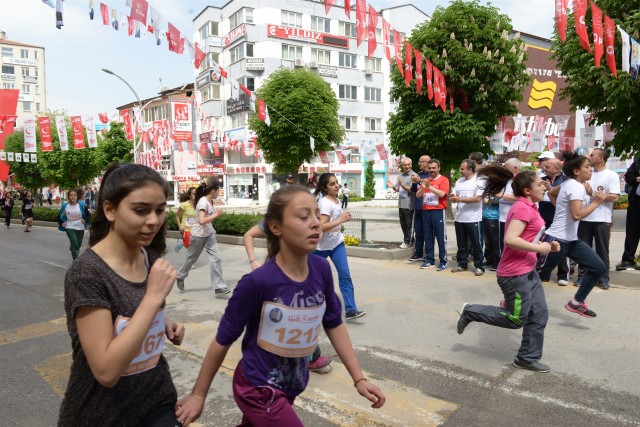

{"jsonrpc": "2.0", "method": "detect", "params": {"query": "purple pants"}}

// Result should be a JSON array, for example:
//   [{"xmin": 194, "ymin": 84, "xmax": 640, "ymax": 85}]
[{"xmin": 233, "ymin": 362, "xmax": 303, "ymax": 427}]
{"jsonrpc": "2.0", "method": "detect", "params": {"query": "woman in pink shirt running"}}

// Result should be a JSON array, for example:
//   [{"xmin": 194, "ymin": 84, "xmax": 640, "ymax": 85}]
[{"xmin": 455, "ymin": 166, "xmax": 560, "ymax": 373}]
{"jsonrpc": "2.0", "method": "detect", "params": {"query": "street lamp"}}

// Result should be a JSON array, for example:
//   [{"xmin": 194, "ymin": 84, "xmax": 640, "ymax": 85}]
[{"xmin": 101, "ymin": 68, "xmax": 142, "ymax": 162}]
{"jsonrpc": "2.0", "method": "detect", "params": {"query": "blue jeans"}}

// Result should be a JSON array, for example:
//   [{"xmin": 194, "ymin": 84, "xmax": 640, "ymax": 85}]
[
  {"xmin": 413, "ymin": 209, "xmax": 425, "ymax": 258},
  {"xmin": 314, "ymin": 242, "xmax": 357, "ymax": 313},
  {"xmin": 423, "ymin": 209, "xmax": 447, "ymax": 265}
]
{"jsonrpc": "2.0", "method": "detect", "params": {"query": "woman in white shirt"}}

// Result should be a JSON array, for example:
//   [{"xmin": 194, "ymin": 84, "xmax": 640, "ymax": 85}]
[
  {"xmin": 537, "ymin": 151, "xmax": 606, "ymax": 318},
  {"xmin": 314, "ymin": 174, "xmax": 365, "ymax": 320}
]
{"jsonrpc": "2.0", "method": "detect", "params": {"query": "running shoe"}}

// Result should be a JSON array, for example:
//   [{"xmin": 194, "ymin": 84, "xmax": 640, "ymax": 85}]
[
  {"xmin": 616, "ymin": 261, "xmax": 637, "ymax": 271},
  {"xmin": 489, "ymin": 266, "xmax": 498, "ymax": 271},
  {"xmin": 513, "ymin": 358, "xmax": 550, "ymax": 373},
  {"xmin": 598, "ymin": 280, "xmax": 610, "ymax": 290},
  {"xmin": 565, "ymin": 300, "xmax": 596, "ymax": 318},
  {"xmin": 215, "ymin": 287, "xmax": 231, "ymax": 295},
  {"xmin": 474, "ymin": 268, "xmax": 485, "ymax": 276},
  {"xmin": 420, "ymin": 262, "xmax": 434, "ymax": 269},
  {"xmin": 436, "ymin": 262, "xmax": 448, "ymax": 271},
  {"xmin": 574, "ymin": 278, "xmax": 582, "ymax": 287},
  {"xmin": 309, "ymin": 356, "xmax": 333, "ymax": 374},
  {"xmin": 451, "ymin": 266, "xmax": 467, "ymax": 273},
  {"xmin": 558, "ymin": 279, "xmax": 569, "ymax": 286},
  {"xmin": 399, "ymin": 243, "xmax": 409, "ymax": 249},
  {"xmin": 408, "ymin": 255, "xmax": 423, "ymax": 262},
  {"xmin": 345, "ymin": 310, "xmax": 366, "ymax": 320},
  {"xmin": 176, "ymin": 278, "xmax": 184, "ymax": 291},
  {"xmin": 456, "ymin": 303, "xmax": 471, "ymax": 334}
]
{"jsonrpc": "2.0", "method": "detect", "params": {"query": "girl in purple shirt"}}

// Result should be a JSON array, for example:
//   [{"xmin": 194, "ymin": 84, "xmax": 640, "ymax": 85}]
[
  {"xmin": 456, "ymin": 166, "xmax": 560, "ymax": 373},
  {"xmin": 175, "ymin": 185, "xmax": 385, "ymax": 426}
]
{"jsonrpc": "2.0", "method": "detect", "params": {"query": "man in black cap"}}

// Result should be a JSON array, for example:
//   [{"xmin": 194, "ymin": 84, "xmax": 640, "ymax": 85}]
[{"xmin": 284, "ymin": 174, "xmax": 294, "ymax": 185}]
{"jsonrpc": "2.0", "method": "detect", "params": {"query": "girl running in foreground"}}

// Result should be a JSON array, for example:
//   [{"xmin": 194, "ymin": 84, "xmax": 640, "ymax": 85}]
[
  {"xmin": 175, "ymin": 185, "xmax": 384, "ymax": 426},
  {"xmin": 457, "ymin": 166, "xmax": 560, "ymax": 373},
  {"xmin": 58, "ymin": 164, "xmax": 184, "ymax": 426}
]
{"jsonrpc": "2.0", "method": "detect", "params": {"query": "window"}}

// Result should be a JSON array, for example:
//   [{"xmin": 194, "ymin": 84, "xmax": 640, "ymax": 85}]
[
  {"xmin": 20, "ymin": 49, "xmax": 28, "ymax": 59},
  {"xmin": 340, "ymin": 115, "xmax": 357, "ymax": 131},
  {"xmin": 339, "ymin": 53, "xmax": 357, "ymax": 68},
  {"xmin": 1, "ymin": 47, "xmax": 13, "ymax": 57},
  {"xmin": 2, "ymin": 83, "xmax": 15, "ymax": 89},
  {"xmin": 231, "ymin": 113, "xmax": 246, "ymax": 128},
  {"xmin": 282, "ymin": 11, "xmax": 302, "ymax": 28},
  {"xmin": 200, "ymin": 85, "xmax": 221, "ymax": 102},
  {"xmin": 282, "ymin": 44, "xmax": 302, "ymax": 60},
  {"xmin": 34, "ymin": 69, "xmax": 38, "ymax": 77},
  {"xmin": 389, "ymin": 31, "xmax": 404, "ymax": 45},
  {"xmin": 199, "ymin": 21, "xmax": 219, "ymax": 40},
  {"xmin": 21, "ymin": 68, "xmax": 29, "ymax": 77},
  {"xmin": 365, "ymin": 57, "xmax": 382, "ymax": 72},
  {"xmin": 23, "ymin": 101, "xmax": 32, "ymax": 111},
  {"xmin": 364, "ymin": 87, "xmax": 381, "ymax": 102},
  {"xmin": 230, "ymin": 43, "xmax": 253, "ymax": 63},
  {"xmin": 199, "ymin": 52, "xmax": 220, "ymax": 73},
  {"xmin": 244, "ymin": 77, "xmax": 255, "ymax": 92},
  {"xmin": 143, "ymin": 105, "xmax": 168, "ymax": 122},
  {"xmin": 35, "ymin": 85, "xmax": 40, "ymax": 95},
  {"xmin": 22, "ymin": 84, "xmax": 30, "ymax": 94},
  {"xmin": 34, "ymin": 50, "xmax": 39, "ymax": 60},
  {"xmin": 365, "ymin": 117, "xmax": 382, "ymax": 131},
  {"xmin": 339, "ymin": 21, "xmax": 356, "ymax": 38},
  {"xmin": 339, "ymin": 84, "xmax": 357, "ymax": 100},
  {"xmin": 311, "ymin": 16, "xmax": 330, "ymax": 33},
  {"xmin": 311, "ymin": 48, "xmax": 331, "ymax": 65},
  {"xmin": 229, "ymin": 8, "xmax": 253, "ymax": 29},
  {"xmin": 1, "ymin": 65, "xmax": 14, "ymax": 74},
  {"xmin": 36, "ymin": 102, "xmax": 41, "ymax": 112}
]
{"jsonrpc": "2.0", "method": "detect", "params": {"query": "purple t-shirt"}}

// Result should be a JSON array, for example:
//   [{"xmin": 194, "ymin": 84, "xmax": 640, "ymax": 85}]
[
  {"xmin": 496, "ymin": 197, "xmax": 545, "ymax": 277},
  {"xmin": 216, "ymin": 255, "xmax": 343, "ymax": 398}
]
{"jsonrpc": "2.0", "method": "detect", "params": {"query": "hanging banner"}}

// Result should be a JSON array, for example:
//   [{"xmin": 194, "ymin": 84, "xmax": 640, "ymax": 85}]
[
  {"xmin": 23, "ymin": 116, "xmax": 37, "ymax": 153},
  {"xmin": 580, "ymin": 127, "xmax": 596, "ymax": 148},
  {"xmin": 171, "ymin": 100, "xmax": 192, "ymax": 142},
  {"xmin": 30, "ymin": 153, "xmax": 37, "ymax": 163},
  {"xmin": 375, "ymin": 144, "xmax": 388, "ymax": 160},
  {"xmin": 55, "ymin": 116, "xmax": 69, "ymax": 150},
  {"xmin": 319, "ymin": 151, "xmax": 328, "ymax": 163},
  {"xmin": 71, "ymin": 116, "xmax": 86, "ymax": 149},
  {"xmin": 85, "ymin": 115, "xmax": 98, "ymax": 148},
  {"xmin": 122, "ymin": 109, "xmax": 133, "ymax": 140},
  {"xmin": 38, "ymin": 116, "xmax": 53, "ymax": 151}
]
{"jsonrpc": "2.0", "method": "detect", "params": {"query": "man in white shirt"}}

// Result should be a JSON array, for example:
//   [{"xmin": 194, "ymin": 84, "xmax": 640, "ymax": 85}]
[
  {"xmin": 450, "ymin": 159, "xmax": 485, "ymax": 275},
  {"xmin": 498, "ymin": 158, "xmax": 521, "ymax": 253},
  {"xmin": 576, "ymin": 148, "xmax": 620, "ymax": 289}
]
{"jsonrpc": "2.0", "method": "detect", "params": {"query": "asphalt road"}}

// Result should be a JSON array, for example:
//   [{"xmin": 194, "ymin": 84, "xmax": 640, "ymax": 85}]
[{"xmin": 1, "ymin": 224, "xmax": 639, "ymax": 426}]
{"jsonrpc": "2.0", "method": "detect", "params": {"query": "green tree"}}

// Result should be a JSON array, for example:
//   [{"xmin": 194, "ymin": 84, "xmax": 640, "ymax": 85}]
[
  {"xmin": 363, "ymin": 160, "xmax": 375, "ymax": 198},
  {"xmin": 97, "ymin": 122, "xmax": 133, "ymax": 169},
  {"xmin": 387, "ymin": 0, "xmax": 529, "ymax": 171},
  {"xmin": 551, "ymin": 0, "xmax": 640, "ymax": 158},
  {"xmin": 248, "ymin": 67, "xmax": 344, "ymax": 176},
  {"xmin": 3, "ymin": 132, "xmax": 47, "ymax": 190}
]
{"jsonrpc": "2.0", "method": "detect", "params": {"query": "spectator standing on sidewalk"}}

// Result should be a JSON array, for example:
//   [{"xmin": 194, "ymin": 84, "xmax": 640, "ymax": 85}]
[
  {"xmin": 538, "ymin": 157, "xmax": 570, "ymax": 286},
  {"xmin": 498, "ymin": 158, "xmax": 521, "ymax": 253},
  {"xmin": 416, "ymin": 159, "xmax": 450, "ymax": 271},
  {"xmin": 450, "ymin": 160, "xmax": 485, "ymax": 276},
  {"xmin": 409, "ymin": 155, "xmax": 431, "ymax": 262},
  {"xmin": 616, "ymin": 157, "xmax": 640, "ymax": 271},
  {"xmin": 36, "ymin": 189, "xmax": 43, "ymax": 207},
  {"xmin": 576, "ymin": 148, "xmax": 620, "ymax": 289},
  {"xmin": 47, "ymin": 189, "xmax": 53, "ymax": 206},
  {"xmin": 341, "ymin": 183, "xmax": 350, "ymax": 209},
  {"xmin": 386, "ymin": 157, "xmax": 418, "ymax": 249}
]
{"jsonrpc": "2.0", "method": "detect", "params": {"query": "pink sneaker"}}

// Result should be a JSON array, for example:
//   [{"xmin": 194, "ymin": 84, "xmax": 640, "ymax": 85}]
[
  {"xmin": 565, "ymin": 300, "xmax": 596, "ymax": 318},
  {"xmin": 309, "ymin": 355, "xmax": 333, "ymax": 373}
]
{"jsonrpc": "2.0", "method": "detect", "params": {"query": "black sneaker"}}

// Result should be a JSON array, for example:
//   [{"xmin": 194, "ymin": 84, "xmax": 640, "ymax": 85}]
[
  {"xmin": 408, "ymin": 255, "xmax": 423, "ymax": 262},
  {"xmin": 513, "ymin": 358, "xmax": 550, "ymax": 373},
  {"xmin": 616, "ymin": 261, "xmax": 637, "ymax": 271},
  {"xmin": 457, "ymin": 303, "xmax": 471, "ymax": 334},
  {"xmin": 215, "ymin": 287, "xmax": 231, "ymax": 295},
  {"xmin": 598, "ymin": 280, "xmax": 610, "ymax": 290},
  {"xmin": 345, "ymin": 310, "xmax": 366, "ymax": 320},
  {"xmin": 176, "ymin": 279, "xmax": 184, "ymax": 291}
]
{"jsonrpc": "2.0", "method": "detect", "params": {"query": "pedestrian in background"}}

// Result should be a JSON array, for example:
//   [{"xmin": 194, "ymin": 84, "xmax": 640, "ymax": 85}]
[
  {"xmin": 341, "ymin": 183, "xmax": 350, "ymax": 209},
  {"xmin": 58, "ymin": 163, "xmax": 184, "ymax": 426},
  {"xmin": 174, "ymin": 186, "xmax": 197, "ymax": 252},
  {"xmin": 47, "ymin": 189, "xmax": 53, "ymax": 206},
  {"xmin": 57, "ymin": 189, "xmax": 89, "ymax": 259},
  {"xmin": 616, "ymin": 157, "xmax": 640, "ymax": 271},
  {"xmin": 386, "ymin": 157, "xmax": 417, "ymax": 249},
  {"xmin": 36, "ymin": 188, "xmax": 43, "ymax": 208},
  {"xmin": 1, "ymin": 190, "xmax": 14, "ymax": 229},
  {"xmin": 21, "ymin": 190, "xmax": 35, "ymax": 232},
  {"xmin": 498, "ymin": 158, "xmax": 521, "ymax": 253}
]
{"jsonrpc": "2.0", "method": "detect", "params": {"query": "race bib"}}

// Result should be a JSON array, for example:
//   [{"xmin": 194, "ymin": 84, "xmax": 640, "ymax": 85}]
[
  {"xmin": 533, "ymin": 226, "xmax": 546, "ymax": 244},
  {"xmin": 185, "ymin": 217, "xmax": 197, "ymax": 228},
  {"xmin": 257, "ymin": 301, "xmax": 325, "ymax": 357},
  {"xmin": 114, "ymin": 309, "xmax": 166, "ymax": 376},
  {"xmin": 423, "ymin": 192, "xmax": 438, "ymax": 206},
  {"xmin": 458, "ymin": 190, "xmax": 473, "ymax": 199}
]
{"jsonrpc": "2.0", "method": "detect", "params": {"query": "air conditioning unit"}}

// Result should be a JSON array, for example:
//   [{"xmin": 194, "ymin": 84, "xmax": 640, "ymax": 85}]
[
  {"xmin": 309, "ymin": 61, "xmax": 318, "ymax": 69},
  {"xmin": 364, "ymin": 68, "xmax": 373, "ymax": 75},
  {"xmin": 294, "ymin": 59, "xmax": 305, "ymax": 67}
]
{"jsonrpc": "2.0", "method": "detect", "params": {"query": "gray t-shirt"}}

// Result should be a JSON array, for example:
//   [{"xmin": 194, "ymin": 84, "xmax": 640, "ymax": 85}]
[
  {"xmin": 397, "ymin": 171, "xmax": 417, "ymax": 210},
  {"xmin": 58, "ymin": 248, "xmax": 177, "ymax": 427}
]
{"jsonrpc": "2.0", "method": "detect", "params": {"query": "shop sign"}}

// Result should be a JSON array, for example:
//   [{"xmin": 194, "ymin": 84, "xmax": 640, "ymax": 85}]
[
  {"xmin": 3, "ymin": 57, "xmax": 37, "ymax": 66},
  {"xmin": 226, "ymin": 93, "xmax": 250, "ymax": 115},
  {"xmin": 172, "ymin": 175, "xmax": 200, "ymax": 182},
  {"xmin": 245, "ymin": 58, "xmax": 264, "ymax": 71},
  {"xmin": 267, "ymin": 24, "xmax": 349, "ymax": 49},
  {"xmin": 23, "ymin": 76, "xmax": 38, "ymax": 84},
  {"xmin": 224, "ymin": 23, "xmax": 246, "ymax": 47},
  {"xmin": 1, "ymin": 73, "xmax": 15, "ymax": 80},
  {"xmin": 318, "ymin": 65, "xmax": 338, "ymax": 78},
  {"xmin": 196, "ymin": 71, "xmax": 210, "ymax": 88},
  {"xmin": 197, "ymin": 164, "xmax": 225, "ymax": 175}
]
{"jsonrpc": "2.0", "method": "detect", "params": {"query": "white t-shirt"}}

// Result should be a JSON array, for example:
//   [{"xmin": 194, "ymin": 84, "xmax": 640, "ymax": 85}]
[
  {"xmin": 453, "ymin": 176, "xmax": 483, "ymax": 223},
  {"xmin": 546, "ymin": 179, "xmax": 586, "ymax": 241},
  {"xmin": 582, "ymin": 168, "xmax": 620, "ymax": 223},
  {"xmin": 317, "ymin": 196, "xmax": 344, "ymax": 251},
  {"xmin": 498, "ymin": 179, "xmax": 514, "ymax": 222},
  {"xmin": 65, "ymin": 203, "xmax": 85, "ymax": 230},
  {"xmin": 191, "ymin": 197, "xmax": 215, "ymax": 238},
  {"xmin": 341, "ymin": 187, "xmax": 350, "ymax": 197}
]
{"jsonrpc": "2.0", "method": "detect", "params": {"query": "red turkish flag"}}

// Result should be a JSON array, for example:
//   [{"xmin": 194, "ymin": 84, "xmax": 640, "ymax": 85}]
[
  {"xmin": 355, "ymin": 0, "xmax": 367, "ymax": 47},
  {"xmin": 367, "ymin": 5, "xmax": 378, "ymax": 58},
  {"xmin": 122, "ymin": 109, "xmax": 133, "ymax": 140},
  {"xmin": 38, "ymin": 116, "xmax": 53, "ymax": 151},
  {"xmin": 375, "ymin": 144, "xmax": 388, "ymax": 160},
  {"xmin": 166, "ymin": 22, "xmax": 181, "ymax": 53},
  {"xmin": 344, "ymin": 0, "xmax": 351, "ymax": 18},
  {"xmin": 393, "ymin": 29, "xmax": 404, "ymax": 77},
  {"xmin": 439, "ymin": 73, "xmax": 447, "ymax": 112},
  {"xmin": 98, "ymin": 112, "xmax": 109, "ymax": 124},
  {"xmin": 554, "ymin": 0, "xmax": 568, "ymax": 42},
  {"xmin": 404, "ymin": 41, "xmax": 413, "ymax": 87},
  {"xmin": 591, "ymin": 2, "xmax": 604, "ymax": 68},
  {"xmin": 414, "ymin": 48, "xmax": 423, "ymax": 95},
  {"xmin": 195, "ymin": 43, "xmax": 205, "ymax": 69},
  {"xmin": 382, "ymin": 18, "xmax": 391, "ymax": 63},
  {"xmin": 199, "ymin": 143, "xmax": 207, "ymax": 157},
  {"xmin": 213, "ymin": 142, "xmax": 220, "ymax": 156},
  {"xmin": 100, "ymin": 3, "xmax": 109, "ymax": 25},
  {"xmin": 425, "ymin": 60, "xmax": 433, "ymax": 100},
  {"xmin": 130, "ymin": 0, "xmax": 148, "ymax": 26},
  {"xmin": 336, "ymin": 150, "xmax": 346, "ymax": 164},
  {"xmin": 239, "ymin": 83, "xmax": 252, "ymax": 98},
  {"xmin": 604, "ymin": 15, "xmax": 618, "ymax": 77},
  {"xmin": 0, "ymin": 160, "xmax": 9, "ymax": 182},
  {"xmin": 128, "ymin": 16, "xmax": 135, "ymax": 37},
  {"xmin": 323, "ymin": 0, "xmax": 336, "ymax": 15},
  {"xmin": 319, "ymin": 151, "xmax": 329, "ymax": 163},
  {"xmin": 432, "ymin": 67, "xmax": 441, "ymax": 107},
  {"xmin": 573, "ymin": 0, "xmax": 590, "ymax": 51},
  {"xmin": 71, "ymin": 116, "xmax": 86, "ymax": 149}
]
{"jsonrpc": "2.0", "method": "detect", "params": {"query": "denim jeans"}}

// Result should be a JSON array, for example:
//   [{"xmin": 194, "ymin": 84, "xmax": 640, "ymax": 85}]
[
  {"xmin": 314, "ymin": 242, "xmax": 357, "ymax": 313},
  {"xmin": 413, "ymin": 209, "xmax": 425, "ymax": 258},
  {"xmin": 423, "ymin": 209, "xmax": 447, "ymax": 265}
]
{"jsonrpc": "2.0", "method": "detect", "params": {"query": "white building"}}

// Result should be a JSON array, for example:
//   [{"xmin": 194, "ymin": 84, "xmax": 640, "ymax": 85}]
[
  {"xmin": 0, "ymin": 30, "xmax": 47, "ymax": 128},
  {"xmin": 192, "ymin": 1, "xmax": 429, "ymax": 205}
]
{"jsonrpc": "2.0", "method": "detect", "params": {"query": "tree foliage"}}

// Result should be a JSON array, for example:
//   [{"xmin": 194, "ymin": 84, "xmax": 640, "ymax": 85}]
[
  {"xmin": 97, "ymin": 122, "xmax": 133, "ymax": 169},
  {"xmin": 248, "ymin": 67, "xmax": 344, "ymax": 175},
  {"xmin": 363, "ymin": 160, "xmax": 375, "ymax": 198},
  {"xmin": 387, "ymin": 0, "xmax": 529, "ymax": 171},
  {"xmin": 3, "ymin": 132, "xmax": 47, "ymax": 190},
  {"xmin": 551, "ymin": 0, "xmax": 640, "ymax": 158}
]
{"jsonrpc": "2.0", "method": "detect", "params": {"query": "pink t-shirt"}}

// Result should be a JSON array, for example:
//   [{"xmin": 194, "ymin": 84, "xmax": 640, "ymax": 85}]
[{"xmin": 496, "ymin": 197, "xmax": 545, "ymax": 277}]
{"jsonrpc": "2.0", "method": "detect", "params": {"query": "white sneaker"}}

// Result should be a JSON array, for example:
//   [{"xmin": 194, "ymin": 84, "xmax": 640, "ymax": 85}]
[
  {"xmin": 558, "ymin": 279, "xmax": 569, "ymax": 286},
  {"xmin": 399, "ymin": 243, "xmax": 409, "ymax": 249}
]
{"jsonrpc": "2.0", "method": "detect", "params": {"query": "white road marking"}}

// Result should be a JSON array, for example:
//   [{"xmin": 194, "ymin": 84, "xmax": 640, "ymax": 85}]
[{"xmin": 37, "ymin": 259, "xmax": 69, "ymax": 269}]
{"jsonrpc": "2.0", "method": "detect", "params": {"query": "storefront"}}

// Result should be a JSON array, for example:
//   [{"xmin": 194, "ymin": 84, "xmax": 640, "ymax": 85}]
[{"xmin": 225, "ymin": 164, "xmax": 273, "ymax": 206}]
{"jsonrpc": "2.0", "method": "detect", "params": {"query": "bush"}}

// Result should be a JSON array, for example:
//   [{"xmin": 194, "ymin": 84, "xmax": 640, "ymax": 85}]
[
  {"xmin": 211, "ymin": 213, "xmax": 263, "ymax": 235},
  {"xmin": 614, "ymin": 194, "xmax": 628, "ymax": 210},
  {"xmin": 344, "ymin": 234, "xmax": 361, "ymax": 246},
  {"xmin": 0, "ymin": 206, "xmax": 61, "ymax": 221},
  {"xmin": 348, "ymin": 196, "xmax": 372, "ymax": 202},
  {"xmin": 363, "ymin": 161, "xmax": 375, "ymax": 198}
]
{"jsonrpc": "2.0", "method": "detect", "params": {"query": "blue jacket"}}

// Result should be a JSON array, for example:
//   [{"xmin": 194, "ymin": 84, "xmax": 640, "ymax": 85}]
[
  {"xmin": 411, "ymin": 170, "xmax": 430, "ymax": 210},
  {"xmin": 57, "ymin": 201, "xmax": 90, "ymax": 231}
]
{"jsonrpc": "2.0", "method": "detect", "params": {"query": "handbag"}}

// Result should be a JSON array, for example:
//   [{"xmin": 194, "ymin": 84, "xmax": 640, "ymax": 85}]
[{"xmin": 181, "ymin": 230, "xmax": 191, "ymax": 249}]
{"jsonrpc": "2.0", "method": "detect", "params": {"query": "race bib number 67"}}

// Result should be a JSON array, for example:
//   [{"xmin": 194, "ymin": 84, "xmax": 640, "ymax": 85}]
[
  {"xmin": 257, "ymin": 302, "xmax": 326, "ymax": 357},
  {"xmin": 114, "ymin": 309, "xmax": 166, "ymax": 376}
]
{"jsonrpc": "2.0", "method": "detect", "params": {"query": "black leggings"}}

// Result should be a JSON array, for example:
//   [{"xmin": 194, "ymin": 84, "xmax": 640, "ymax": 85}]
[{"xmin": 137, "ymin": 404, "xmax": 181, "ymax": 427}]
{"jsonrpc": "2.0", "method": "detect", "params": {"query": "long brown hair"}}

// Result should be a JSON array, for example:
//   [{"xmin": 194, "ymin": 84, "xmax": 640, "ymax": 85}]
[
  {"xmin": 478, "ymin": 164, "xmax": 538, "ymax": 198},
  {"xmin": 264, "ymin": 185, "xmax": 310, "ymax": 259}
]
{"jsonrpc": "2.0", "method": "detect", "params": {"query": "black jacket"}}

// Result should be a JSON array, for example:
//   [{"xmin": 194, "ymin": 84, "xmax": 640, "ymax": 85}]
[{"xmin": 624, "ymin": 158, "xmax": 640, "ymax": 207}]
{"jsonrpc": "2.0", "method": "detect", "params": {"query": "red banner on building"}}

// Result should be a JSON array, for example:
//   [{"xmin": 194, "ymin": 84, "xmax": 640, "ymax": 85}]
[
  {"xmin": 38, "ymin": 116, "xmax": 53, "ymax": 151},
  {"xmin": 375, "ymin": 144, "xmax": 388, "ymax": 160},
  {"xmin": 71, "ymin": 116, "xmax": 86, "ymax": 149},
  {"xmin": 171, "ymin": 101, "xmax": 192, "ymax": 142}
]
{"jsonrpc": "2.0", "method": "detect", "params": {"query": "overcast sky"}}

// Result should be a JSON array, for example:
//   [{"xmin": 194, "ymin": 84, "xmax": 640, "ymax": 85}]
[{"xmin": 0, "ymin": 0, "xmax": 554, "ymax": 119}]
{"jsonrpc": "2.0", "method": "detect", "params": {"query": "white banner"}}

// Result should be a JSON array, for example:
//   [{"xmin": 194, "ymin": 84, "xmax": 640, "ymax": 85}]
[
  {"xmin": 55, "ymin": 116, "xmax": 69, "ymax": 150},
  {"xmin": 85, "ymin": 115, "xmax": 98, "ymax": 148},
  {"xmin": 23, "ymin": 116, "xmax": 37, "ymax": 152}
]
